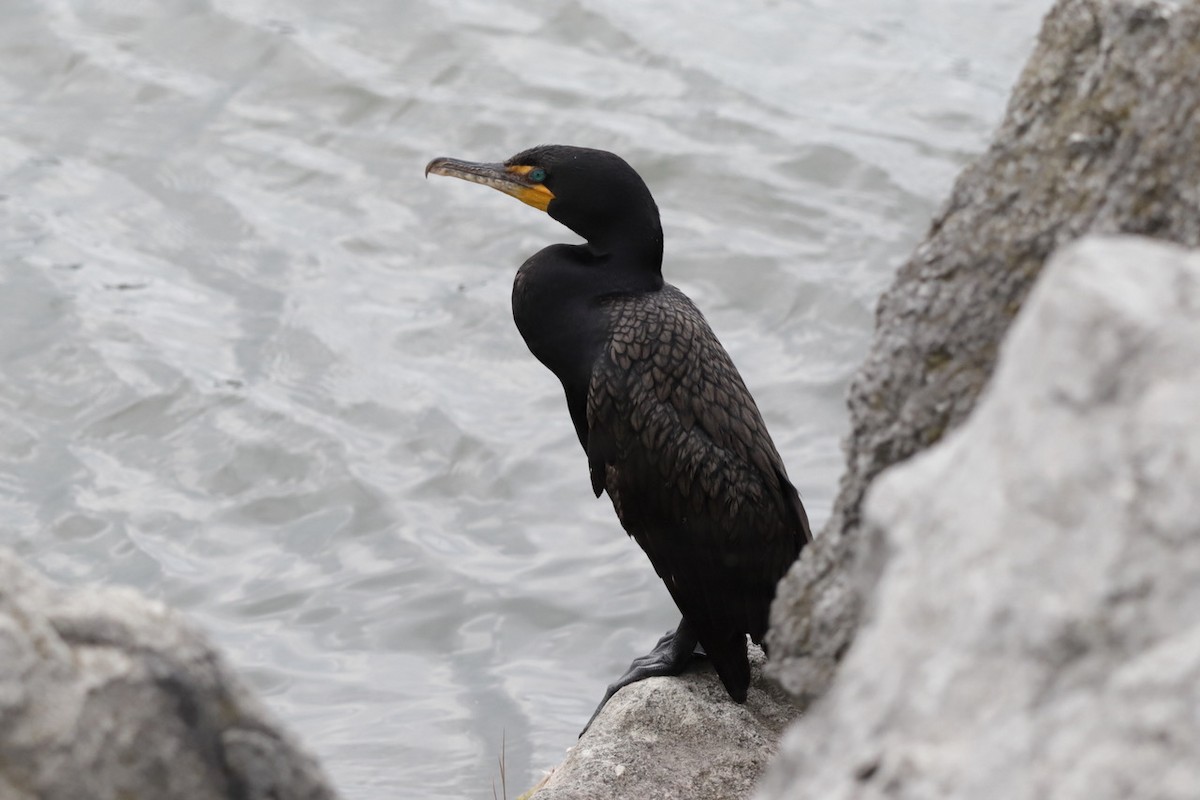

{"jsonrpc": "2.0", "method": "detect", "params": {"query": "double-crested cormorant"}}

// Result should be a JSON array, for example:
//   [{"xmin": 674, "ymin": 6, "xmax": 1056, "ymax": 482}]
[{"xmin": 425, "ymin": 145, "xmax": 811, "ymax": 730}]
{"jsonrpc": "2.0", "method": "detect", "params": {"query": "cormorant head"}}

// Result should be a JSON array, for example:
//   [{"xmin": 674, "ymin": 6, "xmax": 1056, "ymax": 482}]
[{"xmin": 426, "ymin": 145, "xmax": 663, "ymax": 264}]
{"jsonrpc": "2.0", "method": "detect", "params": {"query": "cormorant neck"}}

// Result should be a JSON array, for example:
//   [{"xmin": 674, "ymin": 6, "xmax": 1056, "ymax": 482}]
[{"xmin": 584, "ymin": 217, "xmax": 664, "ymax": 275}]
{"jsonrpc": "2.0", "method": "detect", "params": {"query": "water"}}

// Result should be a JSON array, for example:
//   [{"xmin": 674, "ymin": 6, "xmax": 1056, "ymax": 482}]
[{"xmin": 1, "ymin": 0, "xmax": 1047, "ymax": 795}]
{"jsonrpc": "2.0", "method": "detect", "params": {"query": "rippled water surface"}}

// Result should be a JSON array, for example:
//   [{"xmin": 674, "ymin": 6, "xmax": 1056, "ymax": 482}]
[{"xmin": 2, "ymin": 0, "xmax": 1048, "ymax": 795}]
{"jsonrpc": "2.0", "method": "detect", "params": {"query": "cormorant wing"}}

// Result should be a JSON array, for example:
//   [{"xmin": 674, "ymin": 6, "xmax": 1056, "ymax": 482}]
[{"xmin": 584, "ymin": 284, "xmax": 808, "ymax": 653}]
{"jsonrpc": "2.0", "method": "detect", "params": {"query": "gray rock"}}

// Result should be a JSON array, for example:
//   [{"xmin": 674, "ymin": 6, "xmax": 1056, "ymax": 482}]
[
  {"xmin": 525, "ymin": 648, "xmax": 799, "ymax": 800},
  {"xmin": 768, "ymin": 0, "xmax": 1200, "ymax": 702},
  {"xmin": 0, "ymin": 549, "xmax": 339, "ymax": 800},
  {"xmin": 756, "ymin": 235, "xmax": 1200, "ymax": 798}
]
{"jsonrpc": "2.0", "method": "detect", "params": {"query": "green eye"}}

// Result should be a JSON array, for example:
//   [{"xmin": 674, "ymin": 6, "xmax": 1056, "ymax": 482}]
[{"xmin": 528, "ymin": 168, "xmax": 547, "ymax": 182}]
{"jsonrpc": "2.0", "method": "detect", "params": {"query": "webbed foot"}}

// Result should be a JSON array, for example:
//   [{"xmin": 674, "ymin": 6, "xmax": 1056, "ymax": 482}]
[{"xmin": 579, "ymin": 618, "xmax": 703, "ymax": 736}]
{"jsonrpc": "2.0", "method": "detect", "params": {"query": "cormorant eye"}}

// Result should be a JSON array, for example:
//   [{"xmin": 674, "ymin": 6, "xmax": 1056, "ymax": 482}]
[{"xmin": 528, "ymin": 168, "xmax": 547, "ymax": 183}]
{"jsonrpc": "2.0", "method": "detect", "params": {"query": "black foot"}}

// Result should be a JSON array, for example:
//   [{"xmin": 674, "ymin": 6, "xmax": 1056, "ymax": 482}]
[{"xmin": 579, "ymin": 618, "xmax": 703, "ymax": 736}]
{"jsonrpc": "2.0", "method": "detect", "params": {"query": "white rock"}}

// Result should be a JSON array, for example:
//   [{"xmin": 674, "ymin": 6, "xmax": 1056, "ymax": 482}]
[{"xmin": 757, "ymin": 236, "xmax": 1200, "ymax": 799}]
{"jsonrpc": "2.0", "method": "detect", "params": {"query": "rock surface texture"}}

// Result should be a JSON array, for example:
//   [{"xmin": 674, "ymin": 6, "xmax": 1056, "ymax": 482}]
[
  {"xmin": 525, "ymin": 649, "xmax": 798, "ymax": 800},
  {"xmin": 0, "ymin": 549, "xmax": 339, "ymax": 800},
  {"xmin": 768, "ymin": 0, "xmax": 1200, "ymax": 703},
  {"xmin": 757, "ymin": 235, "xmax": 1200, "ymax": 799}
]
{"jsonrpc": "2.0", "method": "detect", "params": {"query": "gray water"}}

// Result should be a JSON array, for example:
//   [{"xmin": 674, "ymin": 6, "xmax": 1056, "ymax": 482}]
[{"xmin": 1, "ymin": 1, "xmax": 1047, "ymax": 796}]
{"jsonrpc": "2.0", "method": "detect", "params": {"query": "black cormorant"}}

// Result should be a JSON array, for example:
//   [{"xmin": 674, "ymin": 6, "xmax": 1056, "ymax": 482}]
[{"xmin": 425, "ymin": 145, "xmax": 811, "ymax": 731}]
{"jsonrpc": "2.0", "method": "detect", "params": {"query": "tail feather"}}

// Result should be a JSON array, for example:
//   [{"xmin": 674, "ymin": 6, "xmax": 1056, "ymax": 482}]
[{"xmin": 703, "ymin": 631, "xmax": 750, "ymax": 702}]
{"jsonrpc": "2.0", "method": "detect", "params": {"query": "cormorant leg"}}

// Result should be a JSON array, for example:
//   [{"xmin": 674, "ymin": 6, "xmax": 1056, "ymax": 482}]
[{"xmin": 580, "ymin": 617, "xmax": 702, "ymax": 736}]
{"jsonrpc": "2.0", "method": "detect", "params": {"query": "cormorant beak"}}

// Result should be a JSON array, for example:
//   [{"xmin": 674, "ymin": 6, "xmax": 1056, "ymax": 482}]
[{"xmin": 425, "ymin": 157, "xmax": 555, "ymax": 212}]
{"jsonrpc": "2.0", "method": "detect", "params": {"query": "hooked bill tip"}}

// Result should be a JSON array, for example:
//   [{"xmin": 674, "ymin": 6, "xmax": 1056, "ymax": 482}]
[{"xmin": 424, "ymin": 157, "xmax": 445, "ymax": 179}]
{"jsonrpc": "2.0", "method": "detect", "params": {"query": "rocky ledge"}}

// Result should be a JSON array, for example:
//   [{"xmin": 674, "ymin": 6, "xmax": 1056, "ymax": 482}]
[
  {"xmin": 524, "ymin": 648, "xmax": 798, "ymax": 800},
  {"xmin": 769, "ymin": 0, "xmax": 1200, "ymax": 706}
]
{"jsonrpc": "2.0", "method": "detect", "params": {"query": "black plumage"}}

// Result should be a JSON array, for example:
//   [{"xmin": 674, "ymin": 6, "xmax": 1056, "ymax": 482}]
[{"xmin": 426, "ymin": 145, "xmax": 811, "ymax": 727}]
